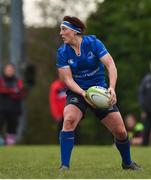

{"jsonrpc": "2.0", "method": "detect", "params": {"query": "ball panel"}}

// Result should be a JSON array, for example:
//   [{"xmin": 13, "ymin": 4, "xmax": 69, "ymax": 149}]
[
  {"xmin": 86, "ymin": 86, "xmax": 111, "ymax": 109},
  {"xmin": 87, "ymin": 86, "xmax": 110, "ymax": 99}
]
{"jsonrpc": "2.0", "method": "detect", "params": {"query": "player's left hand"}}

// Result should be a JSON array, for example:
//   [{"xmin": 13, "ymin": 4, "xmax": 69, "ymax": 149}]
[{"xmin": 108, "ymin": 87, "xmax": 117, "ymax": 105}]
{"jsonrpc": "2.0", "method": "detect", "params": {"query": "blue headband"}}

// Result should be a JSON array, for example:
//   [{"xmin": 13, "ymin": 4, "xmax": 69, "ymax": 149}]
[{"xmin": 61, "ymin": 21, "xmax": 82, "ymax": 33}]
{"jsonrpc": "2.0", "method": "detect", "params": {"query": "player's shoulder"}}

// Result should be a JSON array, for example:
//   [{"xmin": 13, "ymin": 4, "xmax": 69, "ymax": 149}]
[
  {"xmin": 57, "ymin": 44, "xmax": 70, "ymax": 54},
  {"xmin": 50, "ymin": 80, "xmax": 61, "ymax": 89},
  {"xmin": 83, "ymin": 35, "xmax": 97, "ymax": 43},
  {"xmin": 83, "ymin": 35, "xmax": 103, "ymax": 47}
]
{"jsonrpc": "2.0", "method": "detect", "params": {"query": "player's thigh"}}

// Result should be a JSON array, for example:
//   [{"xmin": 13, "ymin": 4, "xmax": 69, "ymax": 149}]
[
  {"xmin": 64, "ymin": 104, "xmax": 83, "ymax": 120},
  {"xmin": 101, "ymin": 111, "xmax": 126, "ymax": 136}
]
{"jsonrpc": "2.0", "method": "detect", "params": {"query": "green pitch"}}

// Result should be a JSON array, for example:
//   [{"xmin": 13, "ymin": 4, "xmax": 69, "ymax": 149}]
[{"xmin": 0, "ymin": 145, "xmax": 150, "ymax": 178}]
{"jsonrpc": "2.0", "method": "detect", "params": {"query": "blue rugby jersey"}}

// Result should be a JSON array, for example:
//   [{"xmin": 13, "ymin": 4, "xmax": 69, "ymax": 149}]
[{"xmin": 56, "ymin": 35, "xmax": 109, "ymax": 90}]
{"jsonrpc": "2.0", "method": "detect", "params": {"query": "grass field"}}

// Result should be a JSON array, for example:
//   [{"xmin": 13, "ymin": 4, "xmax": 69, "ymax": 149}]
[{"xmin": 0, "ymin": 145, "xmax": 150, "ymax": 179}]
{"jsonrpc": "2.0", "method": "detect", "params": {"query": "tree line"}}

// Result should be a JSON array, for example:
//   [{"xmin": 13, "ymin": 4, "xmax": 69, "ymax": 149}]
[{"xmin": 1, "ymin": 0, "xmax": 151, "ymax": 144}]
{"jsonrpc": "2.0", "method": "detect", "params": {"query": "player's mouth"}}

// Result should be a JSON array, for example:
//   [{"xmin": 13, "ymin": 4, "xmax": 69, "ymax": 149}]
[
  {"xmin": 62, "ymin": 37, "xmax": 68, "ymax": 43},
  {"xmin": 61, "ymin": 36, "xmax": 66, "ymax": 41}
]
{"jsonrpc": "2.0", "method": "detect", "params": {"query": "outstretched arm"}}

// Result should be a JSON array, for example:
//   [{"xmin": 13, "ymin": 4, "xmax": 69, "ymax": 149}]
[{"xmin": 58, "ymin": 67, "xmax": 85, "ymax": 96}]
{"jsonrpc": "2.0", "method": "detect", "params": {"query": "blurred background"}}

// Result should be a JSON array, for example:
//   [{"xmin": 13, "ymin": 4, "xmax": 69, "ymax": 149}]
[{"xmin": 0, "ymin": 0, "xmax": 151, "ymax": 145}]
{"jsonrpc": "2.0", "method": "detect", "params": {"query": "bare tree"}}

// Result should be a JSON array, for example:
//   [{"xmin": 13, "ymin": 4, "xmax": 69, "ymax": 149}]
[
  {"xmin": 0, "ymin": 0, "xmax": 10, "ymax": 23},
  {"xmin": 36, "ymin": 0, "xmax": 102, "ymax": 27},
  {"xmin": 0, "ymin": 0, "xmax": 10, "ymax": 72},
  {"xmin": 0, "ymin": 14, "xmax": 2, "ymax": 72}
]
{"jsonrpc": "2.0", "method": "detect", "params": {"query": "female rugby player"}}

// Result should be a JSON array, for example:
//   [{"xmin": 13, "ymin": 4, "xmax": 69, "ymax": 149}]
[{"xmin": 56, "ymin": 16, "xmax": 141, "ymax": 171}]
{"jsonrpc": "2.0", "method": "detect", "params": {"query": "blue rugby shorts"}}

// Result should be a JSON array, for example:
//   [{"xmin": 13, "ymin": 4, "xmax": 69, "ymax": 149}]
[{"xmin": 65, "ymin": 90, "xmax": 119, "ymax": 120}]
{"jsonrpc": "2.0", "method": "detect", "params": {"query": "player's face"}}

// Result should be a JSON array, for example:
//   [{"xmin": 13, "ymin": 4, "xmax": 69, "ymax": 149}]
[{"xmin": 60, "ymin": 26, "xmax": 76, "ymax": 44}]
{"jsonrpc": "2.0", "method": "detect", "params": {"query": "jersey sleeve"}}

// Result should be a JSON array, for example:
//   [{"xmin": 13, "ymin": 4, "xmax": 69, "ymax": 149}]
[
  {"xmin": 56, "ymin": 48, "xmax": 69, "ymax": 68},
  {"xmin": 94, "ymin": 39, "xmax": 109, "ymax": 59}
]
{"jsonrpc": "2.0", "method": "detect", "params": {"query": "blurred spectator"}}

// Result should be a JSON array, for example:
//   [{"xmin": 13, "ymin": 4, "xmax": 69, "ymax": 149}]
[
  {"xmin": 124, "ymin": 114, "xmax": 144, "ymax": 146},
  {"xmin": 138, "ymin": 62, "xmax": 151, "ymax": 146},
  {"xmin": 0, "ymin": 64, "xmax": 25, "ymax": 145},
  {"xmin": 49, "ymin": 78, "xmax": 67, "ymax": 133}
]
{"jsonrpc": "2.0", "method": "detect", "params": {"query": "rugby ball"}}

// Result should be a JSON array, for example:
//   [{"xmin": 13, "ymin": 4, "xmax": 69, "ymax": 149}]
[{"xmin": 86, "ymin": 86, "xmax": 111, "ymax": 109}]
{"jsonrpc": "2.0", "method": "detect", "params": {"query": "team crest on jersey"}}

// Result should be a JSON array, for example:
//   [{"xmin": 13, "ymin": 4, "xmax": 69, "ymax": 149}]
[
  {"xmin": 70, "ymin": 97, "xmax": 79, "ymax": 103},
  {"xmin": 87, "ymin": 51, "xmax": 95, "ymax": 59},
  {"xmin": 68, "ymin": 59, "xmax": 74, "ymax": 65}
]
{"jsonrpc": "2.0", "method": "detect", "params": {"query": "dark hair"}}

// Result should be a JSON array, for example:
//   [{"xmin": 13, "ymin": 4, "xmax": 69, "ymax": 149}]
[{"xmin": 63, "ymin": 16, "xmax": 86, "ymax": 34}]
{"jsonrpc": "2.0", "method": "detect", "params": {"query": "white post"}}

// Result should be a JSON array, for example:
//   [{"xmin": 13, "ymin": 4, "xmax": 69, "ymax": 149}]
[{"xmin": 10, "ymin": 0, "xmax": 25, "ymax": 76}]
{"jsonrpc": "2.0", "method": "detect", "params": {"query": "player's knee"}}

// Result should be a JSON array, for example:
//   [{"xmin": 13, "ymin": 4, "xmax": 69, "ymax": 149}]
[
  {"xmin": 63, "ymin": 115, "xmax": 76, "ymax": 130},
  {"xmin": 116, "ymin": 128, "xmax": 127, "ymax": 140}
]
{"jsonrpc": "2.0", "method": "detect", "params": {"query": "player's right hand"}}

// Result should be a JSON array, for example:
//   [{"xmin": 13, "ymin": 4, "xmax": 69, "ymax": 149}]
[{"xmin": 81, "ymin": 91, "xmax": 96, "ymax": 108}]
